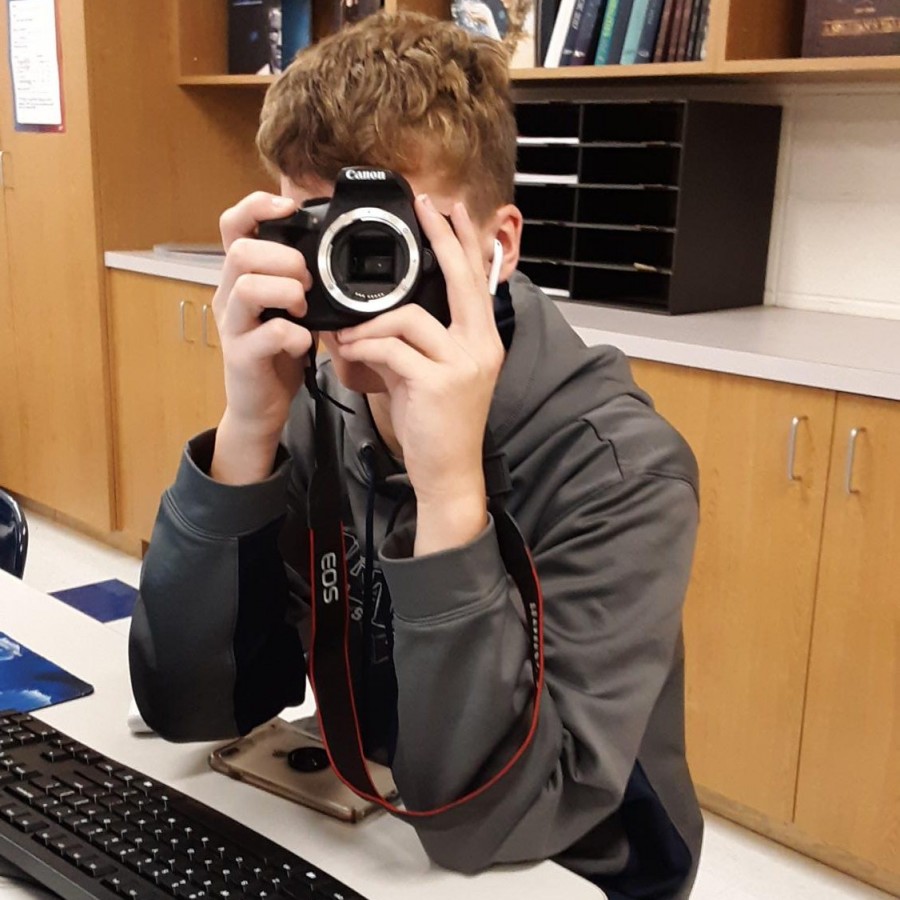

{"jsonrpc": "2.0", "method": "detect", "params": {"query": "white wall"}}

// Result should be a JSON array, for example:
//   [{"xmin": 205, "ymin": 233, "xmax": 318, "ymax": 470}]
[{"xmin": 765, "ymin": 89, "xmax": 900, "ymax": 320}]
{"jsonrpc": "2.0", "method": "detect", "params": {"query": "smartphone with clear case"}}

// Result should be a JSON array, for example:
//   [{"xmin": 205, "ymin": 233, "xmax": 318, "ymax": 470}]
[{"xmin": 209, "ymin": 718, "xmax": 397, "ymax": 823}]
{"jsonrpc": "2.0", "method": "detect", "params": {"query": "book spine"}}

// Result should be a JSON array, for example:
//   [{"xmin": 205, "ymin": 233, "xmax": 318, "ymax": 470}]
[
  {"xmin": 651, "ymin": 0, "xmax": 676, "ymax": 61},
  {"xmin": 606, "ymin": 0, "xmax": 636, "ymax": 62},
  {"xmin": 675, "ymin": 0, "xmax": 696, "ymax": 60},
  {"xmin": 663, "ymin": 0, "xmax": 685, "ymax": 60},
  {"xmin": 282, "ymin": 0, "xmax": 312, "ymax": 63},
  {"xmin": 694, "ymin": 0, "xmax": 711, "ymax": 59},
  {"xmin": 559, "ymin": 0, "xmax": 589, "ymax": 65},
  {"xmin": 686, "ymin": 0, "xmax": 706, "ymax": 60},
  {"xmin": 544, "ymin": 0, "xmax": 579, "ymax": 65},
  {"xmin": 620, "ymin": 0, "xmax": 652, "ymax": 63},
  {"xmin": 635, "ymin": 0, "xmax": 665, "ymax": 61},
  {"xmin": 593, "ymin": 0, "xmax": 620, "ymax": 63},
  {"xmin": 537, "ymin": 0, "xmax": 562, "ymax": 65},
  {"xmin": 568, "ymin": 0, "xmax": 609, "ymax": 64}
]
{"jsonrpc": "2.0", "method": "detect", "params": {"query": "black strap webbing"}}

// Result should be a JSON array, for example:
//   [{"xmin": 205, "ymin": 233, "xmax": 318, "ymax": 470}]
[{"xmin": 304, "ymin": 350, "xmax": 545, "ymax": 819}]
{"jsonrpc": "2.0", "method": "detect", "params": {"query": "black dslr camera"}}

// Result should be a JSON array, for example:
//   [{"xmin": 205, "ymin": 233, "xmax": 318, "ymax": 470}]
[{"xmin": 258, "ymin": 167, "xmax": 449, "ymax": 331}]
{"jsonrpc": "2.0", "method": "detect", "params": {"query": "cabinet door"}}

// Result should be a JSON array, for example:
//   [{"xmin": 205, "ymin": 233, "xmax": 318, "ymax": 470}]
[
  {"xmin": 199, "ymin": 300, "xmax": 227, "ymax": 428},
  {"xmin": 0, "ymin": 9, "xmax": 23, "ymax": 490},
  {"xmin": 109, "ymin": 271, "xmax": 217, "ymax": 542},
  {"xmin": 795, "ymin": 393, "xmax": 900, "ymax": 877},
  {"xmin": 630, "ymin": 360, "xmax": 835, "ymax": 822},
  {"xmin": 0, "ymin": 1, "xmax": 113, "ymax": 529}
]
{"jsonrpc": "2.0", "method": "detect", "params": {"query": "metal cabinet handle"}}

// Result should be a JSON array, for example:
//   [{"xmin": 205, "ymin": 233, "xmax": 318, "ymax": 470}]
[
  {"xmin": 787, "ymin": 415, "xmax": 807, "ymax": 482},
  {"xmin": 179, "ymin": 300, "xmax": 195, "ymax": 343},
  {"xmin": 845, "ymin": 427, "xmax": 865, "ymax": 495},
  {"xmin": 201, "ymin": 303, "xmax": 220, "ymax": 348}
]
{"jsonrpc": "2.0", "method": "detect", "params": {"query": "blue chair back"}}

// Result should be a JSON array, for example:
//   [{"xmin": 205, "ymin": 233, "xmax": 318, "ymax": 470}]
[{"xmin": 0, "ymin": 489, "xmax": 28, "ymax": 579}]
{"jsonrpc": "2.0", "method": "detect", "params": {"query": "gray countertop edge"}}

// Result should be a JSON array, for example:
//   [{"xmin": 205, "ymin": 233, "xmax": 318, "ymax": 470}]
[{"xmin": 105, "ymin": 251, "xmax": 900, "ymax": 403}]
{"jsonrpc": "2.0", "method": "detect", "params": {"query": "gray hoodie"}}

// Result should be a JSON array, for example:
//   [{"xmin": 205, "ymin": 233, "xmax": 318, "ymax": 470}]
[{"xmin": 130, "ymin": 272, "xmax": 703, "ymax": 899}]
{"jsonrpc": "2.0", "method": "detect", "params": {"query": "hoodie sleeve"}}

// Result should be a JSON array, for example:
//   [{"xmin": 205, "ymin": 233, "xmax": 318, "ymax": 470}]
[
  {"xmin": 378, "ymin": 444, "xmax": 698, "ymax": 872},
  {"xmin": 128, "ymin": 428, "xmax": 311, "ymax": 742}
]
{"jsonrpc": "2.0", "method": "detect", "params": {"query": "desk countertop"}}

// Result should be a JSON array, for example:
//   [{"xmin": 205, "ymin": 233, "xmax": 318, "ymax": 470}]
[
  {"xmin": 105, "ymin": 251, "xmax": 900, "ymax": 403},
  {"xmin": 0, "ymin": 571, "xmax": 604, "ymax": 900}
]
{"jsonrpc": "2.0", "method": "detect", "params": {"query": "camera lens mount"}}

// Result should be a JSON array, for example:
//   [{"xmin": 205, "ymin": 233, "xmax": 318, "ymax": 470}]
[{"xmin": 318, "ymin": 207, "xmax": 420, "ymax": 314}]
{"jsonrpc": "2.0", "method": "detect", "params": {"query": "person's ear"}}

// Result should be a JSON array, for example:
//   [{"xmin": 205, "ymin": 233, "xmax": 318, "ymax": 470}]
[{"xmin": 489, "ymin": 203, "xmax": 523, "ymax": 284}]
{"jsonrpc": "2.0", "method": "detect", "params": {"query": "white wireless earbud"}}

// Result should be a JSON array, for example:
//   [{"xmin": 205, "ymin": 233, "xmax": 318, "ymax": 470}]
[{"xmin": 488, "ymin": 238, "xmax": 504, "ymax": 296}]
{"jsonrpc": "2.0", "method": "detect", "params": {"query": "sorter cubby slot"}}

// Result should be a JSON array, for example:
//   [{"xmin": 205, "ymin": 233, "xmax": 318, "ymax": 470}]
[
  {"xmin": 578, "ymin": 187, "xmax": 679, "ymax": 228},
  {"xmin": 516, "ymin": 185, "xmax": 577, "ymax": 222},
  {"xmin": 581, "ymin": 102, "xmax": 684, "ymax": 144},
  {"xmin": 572, "ymin": 266, "xmax": 670, "ymax": 309},
  {"xmin": 516, "ymin": 145, "xmax": 580, "ymax": 177},
  {"xmin": 518, "ymin": 260, "xmax": 572, "ymax": 294},
  {"xmin": 580, "ymin": 146, "xmax": 681, "ymax": 187},
  {"xmin": 521, "ymin": 223, "xmax": 575, "ymax": 261},
  {"xmin": 512, "ymin": 99, "xmax": 782, "ymax": 314},
  {"xmin": 575, "ymin": 228, "xmax": 673, "ymax": 270},
  {"xmin": 516, "ymin": 103, "xmax": 580, "ymax": 139}
]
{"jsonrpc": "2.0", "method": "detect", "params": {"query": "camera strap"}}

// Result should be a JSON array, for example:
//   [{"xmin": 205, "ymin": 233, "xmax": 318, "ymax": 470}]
[{"xmin": 304, "ymin": 349, "xmax": 545, "ymax": 820}]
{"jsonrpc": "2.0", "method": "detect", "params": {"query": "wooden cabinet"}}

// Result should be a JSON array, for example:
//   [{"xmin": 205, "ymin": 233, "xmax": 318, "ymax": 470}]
[
  {"xmin": 629, "ymin": 361, "xmax": 835, "ymax": 821},
  {"xmin": 795, "ymin": 394, "xmax": 900, "ymax": 877},
  {"xmin": 109, "ymin": 271, "xmax": 225, "ymax": 543},
  {"xmin": 629, "ymin": 359, "xmax": 900, "ymax": 894},
  {"xmin": 0, "ymin": 2, "xmax": 114, "ymax": 530}
]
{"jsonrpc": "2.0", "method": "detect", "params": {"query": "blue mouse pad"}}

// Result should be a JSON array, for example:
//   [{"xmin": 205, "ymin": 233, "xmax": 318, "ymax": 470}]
[
  {"xmin": 51, "ymin": 579, "xmax": 138, "ymax": 623},
  {"xmin": 0, "ymin": 632, "xmax": 94, "ymax": 714}
]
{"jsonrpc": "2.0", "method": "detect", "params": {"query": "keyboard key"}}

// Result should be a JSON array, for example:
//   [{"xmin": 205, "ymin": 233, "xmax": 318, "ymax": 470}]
[
  {"xmin": 80, "ymin": 856, "xmax": 117, "ymax": 878},
  {"xmin": 0, "ymin": 801, "xmax": 30, "ymax": 821},
  {"xmin": 33, "ymin": 825, "xmax": 66, "ymax": 846},
  {"xmin": 12, "ymin": 814, "xmax": 46, "ymax": 833},
  {"xmin": 8, "ymin": 783, "xmax": 43, "ymax": 803},
  {"xmin": 62, "ymin": 843, "xmax": 95, "ymax": 866},
  {"xmin": 47, "ymin": 833, "xmax": 80, "ymax": 855},
  {"xmin": 41, "ymin": 748, "xmax": 72, "ymax": 762}
]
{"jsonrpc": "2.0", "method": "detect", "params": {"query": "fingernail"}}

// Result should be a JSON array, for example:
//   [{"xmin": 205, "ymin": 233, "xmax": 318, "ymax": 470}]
[
  {"xmin": 273, "ymin": 196, "xmax": 295, "ymax": 209},
  {"xmin": 417, "ymin": 193, "xmax": 433, "ymax": 210}
]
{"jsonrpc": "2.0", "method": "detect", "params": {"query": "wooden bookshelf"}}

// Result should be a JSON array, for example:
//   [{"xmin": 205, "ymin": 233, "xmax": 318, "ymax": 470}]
[
  {"xmin": 720, "ymin": 55, "xmax": 900, "ymax": 80},
  {"xmin": 178, "ymin": 74, "xmax": 275, "ymax": 87},
  {"xmin": 173, "ymin": 0, "xmax": 900, "ymax": 85},
  {"xmin": 511, "ymin": 61, "xmax": 715, "ymax": 81}
]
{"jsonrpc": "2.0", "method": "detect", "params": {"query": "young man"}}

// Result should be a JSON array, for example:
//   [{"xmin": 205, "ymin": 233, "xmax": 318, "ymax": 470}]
[{"xmin": 130, "ymin": 12, "xmax": 703, "ymax": 899}]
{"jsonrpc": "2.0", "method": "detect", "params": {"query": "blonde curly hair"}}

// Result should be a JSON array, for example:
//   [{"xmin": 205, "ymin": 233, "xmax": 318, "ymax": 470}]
[{"xmin": 256, "ymin": 11, "xmax": 517, "ymax": 221}]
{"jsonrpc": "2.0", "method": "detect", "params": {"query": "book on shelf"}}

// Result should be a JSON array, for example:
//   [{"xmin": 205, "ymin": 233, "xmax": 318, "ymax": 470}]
[
  {"xmin": 651, "ymin": 0, "xmax": 677, "ymax": 60},
  {"xmin": 634, "ymin": 0, "xmax": 666, "ymax": 62},
  {"xmin": 594, "ymin": 0, "xmax": 635, "ymax": 63},
  {"xmin": 680, "ymin": 0, "xmax": 697, "ymax": 58},
  {"xmin": 685, "ymin": 0, "xmax": 704, "ymax": 60},
  {"xmin": 695, "ymin": 0, "xmax": 711, "ymax": 58},
  {"xmin": 562, "ymin": 0, "xmax": 609, "ymax": 65},
  {"xmin": 537, "ymin": 0, "xmax": 562, "ymax": 63},
  {"xmin": 802, "ymin": 0, "xmax": 900, "ymax": 56},
  {"xmin": 620, "ymin": 0, "xmax": 653, "ymax": 63},
  {"xmin": 452, "ymin": 0, "xmax": 537, "ymax": 67},
  {"xmin": 543, "ymin": 0, "xmax": 579, "ymax": 64}
]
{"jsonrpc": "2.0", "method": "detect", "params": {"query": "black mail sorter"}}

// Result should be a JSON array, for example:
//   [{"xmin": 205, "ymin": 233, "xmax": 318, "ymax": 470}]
[{"xmin": 513, "ymin": 99, "xmax": 782, "ymax": 314}]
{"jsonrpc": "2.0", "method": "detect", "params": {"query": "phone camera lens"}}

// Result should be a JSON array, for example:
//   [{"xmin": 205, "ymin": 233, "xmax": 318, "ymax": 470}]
[{"xmin": 287, "ymin": 746, "xmax": 330, "ymax": 773}]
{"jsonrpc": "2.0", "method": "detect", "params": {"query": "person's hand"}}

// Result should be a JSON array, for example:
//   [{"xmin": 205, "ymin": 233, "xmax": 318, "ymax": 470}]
[
  {"xmin": 210, "ymin": 192, "xmax": 315, "ymax": 485},
  {"xmin": 334, "ymin": 195, "xmax": 505, "ymax": 555}
]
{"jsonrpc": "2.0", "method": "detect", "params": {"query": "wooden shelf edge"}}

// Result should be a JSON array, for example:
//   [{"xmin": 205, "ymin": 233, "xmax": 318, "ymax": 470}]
[
  {"xmin": 178, "ymin": 57, "xmax": 900, "ymax": 87},
  {"xmin": 511, "ymin": 61, "xmax": 714, "ymax": 81},
  {"xmin": 178, "ymin": 74, "xmax": 275, "ymax": 86},
  {"xmin": 720, "ymin": 55, "xmax": 900, "ymax": 79}
]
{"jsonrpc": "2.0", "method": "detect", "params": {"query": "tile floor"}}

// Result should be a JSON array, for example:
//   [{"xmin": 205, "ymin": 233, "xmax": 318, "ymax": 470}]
[{"xmin": 13, "ymin": 510, "xmax": 896, "ymax": 900}]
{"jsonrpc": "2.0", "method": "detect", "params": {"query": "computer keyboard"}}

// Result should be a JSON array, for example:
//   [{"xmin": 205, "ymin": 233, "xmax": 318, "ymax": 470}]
[{"xmin": 0, "ymin": 712, "xmax": 368, "ymax": 900}]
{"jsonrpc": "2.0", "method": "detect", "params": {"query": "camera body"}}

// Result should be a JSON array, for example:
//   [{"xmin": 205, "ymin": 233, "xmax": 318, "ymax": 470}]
[{"xmin": 258, "ymin": 167, "xmax": 450, "ymax": 331}]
